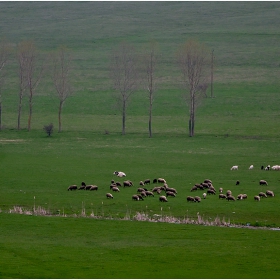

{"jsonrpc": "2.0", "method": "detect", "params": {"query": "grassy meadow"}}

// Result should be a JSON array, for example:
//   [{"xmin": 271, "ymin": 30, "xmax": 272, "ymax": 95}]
[{"xmin": 1, "ymin": 2, "xmax": 280, "ymax": 278}]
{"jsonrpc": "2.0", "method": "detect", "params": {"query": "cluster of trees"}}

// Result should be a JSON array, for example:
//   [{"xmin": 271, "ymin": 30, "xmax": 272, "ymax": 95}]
[
  {"xmin": 0, "ymin": 40, "xmax": 72, "ymax": 133},
  {"xmin": 0, "ymin": 39, "xmax": 212, "ymax": 137},
  {"xmin": 111, "ymin": 40, "xmax": 211, "ymax": 137}
]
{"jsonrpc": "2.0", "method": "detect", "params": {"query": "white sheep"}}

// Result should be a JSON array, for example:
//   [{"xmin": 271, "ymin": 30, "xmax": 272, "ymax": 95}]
[
  {"xmin": 202, "ymin": 193, "xmax": 207, "ymax": 199},
  {"xmin": 249, "ymin": 165, "xmax": 254, "ymax": 169},
  {"xmin": 113, "ymin": 171, "xmax": 126, "ymax": 177},
  {"xmin": 231, "ymin": 165, "xmax": 238, "ymax": 170},
  {"xmin": 254, "ymin": 195, "xmax": 260, "ymax": 201},
  {"xmin": 271, "ymin": 165, "xmax": 280, "ymax": 171}
]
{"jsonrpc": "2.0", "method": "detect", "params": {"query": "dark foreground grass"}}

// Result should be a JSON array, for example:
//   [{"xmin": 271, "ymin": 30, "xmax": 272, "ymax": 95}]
[{"xmin": 1, "ymin": 213, "xmax": 280, "ymax": 279}]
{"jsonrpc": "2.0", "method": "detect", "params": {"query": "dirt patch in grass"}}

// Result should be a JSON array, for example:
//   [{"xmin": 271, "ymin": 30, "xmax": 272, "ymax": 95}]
[{"xmin": 0, "ymin": 139, "xmax": 26, "ymax": 144}]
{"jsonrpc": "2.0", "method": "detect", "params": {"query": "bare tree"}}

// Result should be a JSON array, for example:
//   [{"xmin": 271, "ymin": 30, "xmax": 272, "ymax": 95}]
[
  {"xmin": 17, "ymin": 41, "xmax": 29, "ymax": 130},
  {"xmin": 110, "ymin": 41, "xmax": 138, "ymax": 135},
  {"xmin": 51, "ymin": 46, "xmax": 73, "ymax": 133},
  {"xmin": 24, "ymin": 41, "xmax": 44, "ymax": 131},
  {"xmin": 0, "ymin": 39, "xmax": 9, "ymax": 130},
  {"xmin": 177, "ymin": 40, "xmax": 209, "ymax": 137},
  {"xmin": 143, "ymin": 41, "xmax": 158, "ymax": 138}
]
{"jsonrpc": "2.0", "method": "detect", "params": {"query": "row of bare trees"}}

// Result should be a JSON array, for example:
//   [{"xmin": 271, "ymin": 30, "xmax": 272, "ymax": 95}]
[
  {"xmin": 111, "ymin": 40, "xmax": 211, "ymax": 137},
  {"xmin": 0, "ymin": 38, "xmax": 211, "ymax": 137},
  {"xmin": 0, "ymin": 39, "xmax": 72, "ymax": 133}
]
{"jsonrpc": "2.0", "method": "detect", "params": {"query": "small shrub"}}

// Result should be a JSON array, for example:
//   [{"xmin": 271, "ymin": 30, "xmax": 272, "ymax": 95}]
[{"xmin": 43, "ymin": 123, "xmax": 54, "ymax": 137}]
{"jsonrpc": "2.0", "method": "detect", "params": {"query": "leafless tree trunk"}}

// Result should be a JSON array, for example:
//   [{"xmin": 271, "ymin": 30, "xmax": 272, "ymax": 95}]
[
  {"xmin": 144, "ymin": 41, "xmax": 158, "ymax": 138},
  {"xmin": 0, "ymin": 39, "xmax": 9, "ymax": 130},
  {"xmin": 51, "ymin": 46, "xmax": 73, "ymax": 133},
  {"xmin": 110, "ymin": 41, "xmax": 138, "ymax": 135},
  {"xmin": 22, "ymin": 41, "xmax": 44, "ymax": 131},
  {"xmin": 17, "ymin": 41, "xmax": 29, "ymax": 130},
  {"xmin": 177, "ymin": 40, "xmax": 209, "ymax": 137}
]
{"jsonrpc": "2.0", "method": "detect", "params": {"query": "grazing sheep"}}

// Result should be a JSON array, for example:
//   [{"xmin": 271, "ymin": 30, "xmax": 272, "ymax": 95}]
[
  {"xmin": 132, "ymin": 194, "xmax": 140, "ymax": 201},
  {"xmin": 259, "ymin": 180, "xmax": 268, "ymax": 186},
  {"xmin": 271, "ymin": 165, "xmax": 280, "ymax": 171},
  {"xmin": 152, "ymin": 186, "xmax": 162, "ymax": 193},
  {"xmin": 219, "ymin": 194, "xmax": 227, "ymax": 199},
  {"xmin": 157, "ymin": 178, "xmax": 166, "ymax": 184},
  {"xmin": 219, "ymin": 187, "xmax": 223, "ymax": 193},
  {"xmin": 79, "ymin": 182, "xmax": 86, "ymax": 190},
  {"xmin": 159, "ymin": 195, "xmax": 168, "ymax": 202},
  {"xmin": 115, "ymin": 181, "xmax": 122, "ymax": 187},
  {"xmin": 106, "ymin": 193, "xmax": 113, "ymax": 199},
  {"xmin": 204, "ymin": 179, "xmax": 212, "ymax": 184},
  {"xmin": 90, "ymin": 185, "xmax": 98, "ymax": 191},
  {"xmin": 259, "ymin": 192, "xmax": 267, "ymax": 198},
  {"xmin": 156, "ymin": 189, "xmax": 162, "ymax": 195},
  {"xmin": 191, "ymin": 185, "xmax": 198, "ymax": 192},
  {"xmin": 254, "ymin": 195, "xmax": 260, "ymax": 201},
  {"xmin": 112, "ymin": 186, "xmax": 120, "ymax": 192},
  {"xmin": 144, "ymin": 179, "xmax": 150, "ymax": 185},
  {"xmin": 85, "ymin": 185, "xmax": 92, "ymax": 190},
  {"xmin": 202, "ymin": 182, "xmax": 209, "ymax": 189},
  {"xmin": 139, "ymin": 181, "xmax": 144, "ymax": 186},
  {"xmin": 209, "ymin": 185, "xmax": 216, "ymax": 192},
  {"xmin": 140, "ymin": 191, "xmax": 147, "ymax": 197},
  {"xmin": 110, "ymin": 183, "xmax": 117, "ymax": 189},
  {"xmin": 194, "ymin": 196, "xmax": 201, "ymax": 202},
  {"xmin": 266, "ymin": 190, "xmax": 275, "ymax": 197},
  {"xmin": 237, "ymin": 194, "xmax": 243, "ymax": 200},
  {"xmin": 166, "ymin": 191, "xmax": 176, "ymax": 197},
  {"xmin": 242, "ymin": 194, "xmax": 248, "ymax": 199},
  {"xmin": 236, "ymin": 180, "xmax": 240, "ymax": 185},
  {"xmin": 207, "ymin": 189, "xmax": 216, "ymax": 195},
  {"xmin": 227, "ymin": 195, "xmax": 236, "ymax": 201},
  {"xmin": 166, "ymin": 187, "xmax": 177, "ymax": 194},
  {"xmin": 226, "ymin": 190, "xmax": 232, "ymax": 197},
  {"xmin": 153, "ymin": 178, "xmax": 158, "ymax": 183},
  {"xmin": 231, "ymin": 165, "xmax": 238, "ymax": 170},
  {"xmin": 137, "ymin": 194, "xmax": 144, "ymax": 201},
  {"xmin": 137, "ymin": 187, "xmax": 145, "ymax": 193},
  {"xmin": 68, "ymin": 185, "xmax": 77, "ymax": 191},
  {"xmin": 187, "ymin": 196, "xmax": 195, "ymax": 202},
  {"xmin": 249, "ymin": 165, "xmax": 254, "ymax": 169},
  {"xmin": 203, "ymin": 193, "xmax": 207, "ymax": 199},
  {"xmin": 265, "ymin": 165, "xmax": 270, "ymax": 171},
  {"xmin": 123, "ymin": 180, "xmax": 133, "ymax": 187},
  {"xmin": 145, "ymin": 191, "xmax": 154, "ymax": 197},
  {"xmin": 113, "ymin": 171, "xmax": 126, "ymax": 177}
]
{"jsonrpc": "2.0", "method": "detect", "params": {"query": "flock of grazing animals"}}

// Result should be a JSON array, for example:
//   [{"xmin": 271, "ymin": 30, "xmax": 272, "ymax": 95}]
[
  {"xmin": 68, "ymin": 171, "xmax": 174, "ymax": 203},
  {"xmin": 67, "ymin": 168, "xmax": 276, "ymax": 204}
]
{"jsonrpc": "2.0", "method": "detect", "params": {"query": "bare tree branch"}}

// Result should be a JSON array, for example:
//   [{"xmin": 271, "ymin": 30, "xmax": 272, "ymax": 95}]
[
  {"xmin": 0, "ymin": 38, "xmax": 9, "ymax": 130},
  {"xmin": 177, "ymin": 40, "xmax": 209, "ymax": 137},
  {"xmin": 110, "ymin": 41, "xmax": 138, "ymax": 135},
  {"xmin": 51, "ymin": 46, "xmax": 73, "ymax": 132}
]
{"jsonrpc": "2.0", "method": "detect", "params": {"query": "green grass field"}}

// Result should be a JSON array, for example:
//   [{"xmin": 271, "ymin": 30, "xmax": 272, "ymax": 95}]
[{"xmin": 1, "ymin": 2, "xmax": 280, "ymax": 278}]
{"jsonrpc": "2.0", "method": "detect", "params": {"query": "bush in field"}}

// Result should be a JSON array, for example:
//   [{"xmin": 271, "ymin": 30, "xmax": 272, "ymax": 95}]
[{"xmin": 43, "ymin": 123, "xmax": 54, "ymax": 136}]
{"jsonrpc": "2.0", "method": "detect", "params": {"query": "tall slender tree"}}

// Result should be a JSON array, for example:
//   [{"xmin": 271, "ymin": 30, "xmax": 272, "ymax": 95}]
[
  {"xmin": 51, "ymin": 46, "xmax": 73, "ymax": 132},
  {"xmin": 25, "ymin": 41, "xmax": 44, "ymax": 131},
  {"xmin": 0, "ymin": 39, "xmax": 9, "ymax": 130},
  {"xmin": 177, "ymin": 40, "xmax": 209, "ymax": 137},
  {"xmin": 143, "ymin": 41, "xmax": 158, "ymax": 138},
  {"xmin": 17, "ymin": 41, "xmax": 29, "ymax": 130},
  {"xmin": 110, "ymin": 41, "xmax": 138, "ymax": 135}
]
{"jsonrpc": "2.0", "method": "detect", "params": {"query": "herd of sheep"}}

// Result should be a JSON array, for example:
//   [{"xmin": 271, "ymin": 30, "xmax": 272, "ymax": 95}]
[{"xmin": 67, "ymin": 168, "xmax": 276, "ymax": 204}]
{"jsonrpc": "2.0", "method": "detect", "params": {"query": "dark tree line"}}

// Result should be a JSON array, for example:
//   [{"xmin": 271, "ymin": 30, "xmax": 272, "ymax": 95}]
[{"xmin": 0, "ymin": 38, "xmax": 211, "ymax": 137}]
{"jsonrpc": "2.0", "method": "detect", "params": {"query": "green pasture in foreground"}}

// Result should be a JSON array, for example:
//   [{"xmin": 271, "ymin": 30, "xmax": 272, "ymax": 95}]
[
  {"xmin": 1, "ymin": 2, "xmax": 280, "ymax": 278},
  {"xmin": 1, "ymin": 213, "xmax": 280, "ymax": 279}
]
